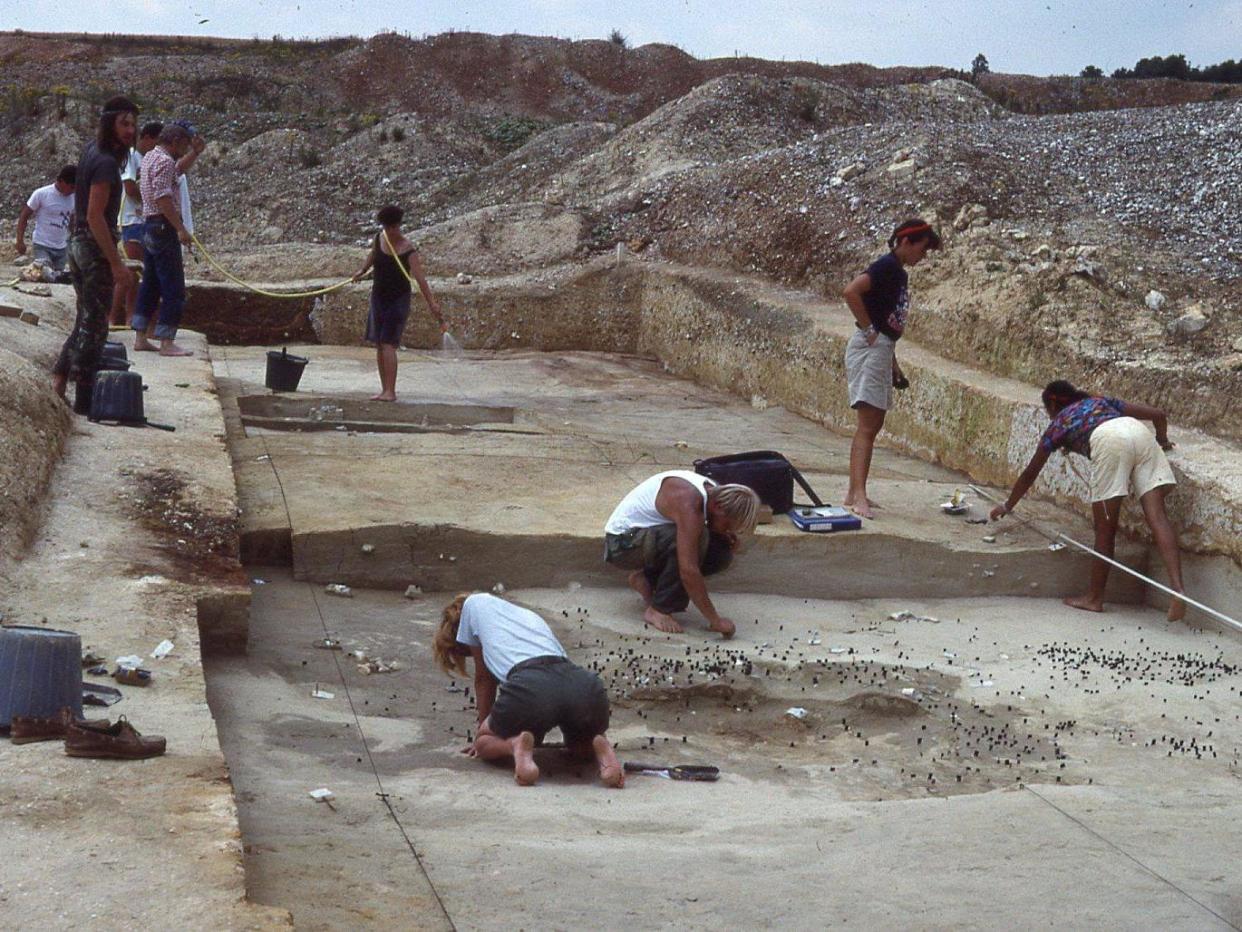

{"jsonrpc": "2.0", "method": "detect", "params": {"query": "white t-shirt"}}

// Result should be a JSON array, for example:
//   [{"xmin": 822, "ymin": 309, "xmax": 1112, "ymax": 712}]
[
  {"xmin": 604, "ymin": 470, "xmax": 714, "ymax": 535},
  {"xmin": 178, "ymin": 174, "xmax": 194, "ymax": 235},
  {"xmin": 119, "ymin": 150, "xmax": 143, "ymax": 227},
  {"xmin": 455, "ymin": 594, "xmax": 566, "ymax": 683},
  {"xmin": 26, "ymin": 184, "xmax": 75, "ymax": 249}
]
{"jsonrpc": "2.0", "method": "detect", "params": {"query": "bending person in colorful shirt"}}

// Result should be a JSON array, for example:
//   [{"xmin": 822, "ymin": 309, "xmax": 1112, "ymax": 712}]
[
  {"xmin": 989, "ymin": 380, "xmax": 1185, "ymax": 620},
  {"xmin": 434, "ymin": 592, "xmax": 624, "ymax": 788}
]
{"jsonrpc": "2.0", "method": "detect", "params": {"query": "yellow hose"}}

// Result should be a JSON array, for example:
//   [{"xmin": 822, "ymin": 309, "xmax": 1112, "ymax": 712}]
[
  {"xmin": 190, "ymin": 232, "xmax": 356, "ymax": 299},
  {"xmin": 381, "ymin": 228, "xmax": 415, "ymax": 285}
]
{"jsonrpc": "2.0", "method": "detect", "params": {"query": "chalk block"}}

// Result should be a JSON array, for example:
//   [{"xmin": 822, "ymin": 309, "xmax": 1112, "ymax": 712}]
[
  {"xmin": 0, "ymin": 302, "xmax": 21, "ymax": 318},
  {"xmin": 19, "ymin": 310, "xmax": 39, "ymax": 325}
]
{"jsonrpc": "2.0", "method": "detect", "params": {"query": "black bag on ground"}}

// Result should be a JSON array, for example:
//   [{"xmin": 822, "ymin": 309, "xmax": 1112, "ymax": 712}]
[{"xmin": 693, "ymin": 450, "xmax": 823, "ymax": 514}]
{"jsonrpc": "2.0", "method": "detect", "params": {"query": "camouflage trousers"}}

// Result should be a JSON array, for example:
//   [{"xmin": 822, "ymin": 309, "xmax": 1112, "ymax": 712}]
[{"xmin": 52, "ymin": 234, "xmax": 115, "ymax": 383}]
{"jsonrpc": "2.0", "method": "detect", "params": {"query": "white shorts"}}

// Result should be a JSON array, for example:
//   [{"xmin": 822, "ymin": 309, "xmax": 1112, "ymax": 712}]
[
  {"xmin": 845, "ymin": 330, "xmax": 894, "ymax": 410},
  {"xmin": 1088, "ymin": 417, "xmax": 1176, "ymax": 502}
]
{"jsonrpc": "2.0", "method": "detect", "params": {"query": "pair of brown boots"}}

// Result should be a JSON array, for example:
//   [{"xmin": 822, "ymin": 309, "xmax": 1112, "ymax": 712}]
[{"xmin": 8, "ymin": 708, "xmax": 166, "ymax": 759}]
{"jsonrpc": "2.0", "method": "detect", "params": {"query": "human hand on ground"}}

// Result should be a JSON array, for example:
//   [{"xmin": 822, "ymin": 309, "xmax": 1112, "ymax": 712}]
[
  {"xmin": 709, "ymin": 616, "xmax": 736, "ymax": 639},
  {"xmin": 460, "ymin": 744, "xmax": 477, "ymax": 757},
  {"xmin": 14, "ymin": 239, "xmax": 25, "ymax": 255},
  {"xmin": 989, "ymin": 504, "xmax": 1009, "ymax": 521}
]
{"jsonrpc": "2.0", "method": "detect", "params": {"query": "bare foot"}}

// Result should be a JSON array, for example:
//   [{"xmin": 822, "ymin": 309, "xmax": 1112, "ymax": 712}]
[
  {"xmin": 52, "ymin": 374, "xmax": 67, "ymax": 399},
  {"xmin": 512, "ymin": 731, "xmax": 539, "ymax": 786},
  {"xmin": 627, "ymin": 570, "xmax": 653, "ymax": 605},
  {"xmin": 370, "ymin": 392, "xmax": 396, "ymax": 402},
  {"xmin": 159, "ymin": 342, "xmax": 193, "ymax": 357},
  {"xmin": 593, "ymin": 735, "xmax": 624, "ymax": 788},
  {"xmin": 850, "ymin": 501, "xmax": 875, "ymax": 520},
  {"xmin": 1167, "ymin": 594, "xmax": 1187, "ymax": 622},
  {"xmin": 844, "ymin": 493, "xmax": 881, "ymax": 511},
  {"xmin": 1063, "ymin": 595, "xmax": 1104, "ymax": 613},
  {"xmin": 133, "ymin": 336, "xmax": 157, "ymax": 352},
  {"xmin": 643, "ymin": 606, "xmax": 684, "ymax": 633}
]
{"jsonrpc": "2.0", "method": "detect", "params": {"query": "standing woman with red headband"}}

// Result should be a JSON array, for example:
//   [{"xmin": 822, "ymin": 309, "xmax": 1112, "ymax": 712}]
[
  {"xmin": 989, "ymin": 380, "xmax": 1186, "ymax": 621},
  {"xmin": 842, "ymin": 218, "xmax": 942, "ymax": 518}
]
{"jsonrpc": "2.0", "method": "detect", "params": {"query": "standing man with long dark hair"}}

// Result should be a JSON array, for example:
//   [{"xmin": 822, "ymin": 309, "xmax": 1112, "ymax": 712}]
[{"xmin": 52, "ymin": 95, "xmax": 139, "ymax": 402}]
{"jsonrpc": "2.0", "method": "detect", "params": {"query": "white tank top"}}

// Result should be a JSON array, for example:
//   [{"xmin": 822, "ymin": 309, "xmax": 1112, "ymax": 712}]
[{"xmin": 604, "ymin": 470, "xmax": 715, "ymax": 535}]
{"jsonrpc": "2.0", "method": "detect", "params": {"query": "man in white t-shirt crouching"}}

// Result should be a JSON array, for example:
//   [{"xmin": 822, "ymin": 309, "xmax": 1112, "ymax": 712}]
[
  {"xmin": 15, "ymin": 165, "xmax": 76, "ymax": 277},
  {"xmin": 434, "ymin": 593, "xmax": 624, "ymax": 788},
  {"xmin": 604, "ymin": 471, "xmax": 759, "ymax": 638}
]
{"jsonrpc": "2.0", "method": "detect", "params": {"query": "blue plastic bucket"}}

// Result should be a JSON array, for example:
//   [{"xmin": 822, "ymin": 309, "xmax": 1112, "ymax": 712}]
[{"xmin": 0, "ymin": 625, "xmax": 84, "ymax": 729}]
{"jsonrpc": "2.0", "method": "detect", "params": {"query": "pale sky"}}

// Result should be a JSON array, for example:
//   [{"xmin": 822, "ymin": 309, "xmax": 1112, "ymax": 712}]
[{"xmin": 3, "ymin": 0, "xmax": 1239, "ymax": 76}]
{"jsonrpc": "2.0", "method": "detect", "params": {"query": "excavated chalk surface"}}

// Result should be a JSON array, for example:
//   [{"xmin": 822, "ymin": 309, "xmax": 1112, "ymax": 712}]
[{"xmin": 207, "ymin": 575, "xmax": 1242, "ymax": 928}]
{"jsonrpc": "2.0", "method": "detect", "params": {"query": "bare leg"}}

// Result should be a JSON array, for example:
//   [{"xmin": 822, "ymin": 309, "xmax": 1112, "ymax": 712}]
[
  {"xmin": 110, "ymin": 279, "xmax": 127, "ymax": 327},
  {"xmin": 372, "ymin": 344, "xmax": 398, "ymax": 401},
  {"xmin": 52, "ymin": 372, "xmax": 68, "ymax": 399},
  {"xmin": 1065, "ymin": 498, "xmax": 1122, "ymax": 613},
  {"xmin": 472, "ymin": 719, "xmax": 539, "ymax": 786},
  {"xmin": 627, "ymin": 569, "xmax": 653, "ymax": 605},
  {"xmin": 643, "ymin": 605, "xmax": 684, "ymax": 633},
  {"xmin": 112, "ymin": 240, "xmax": 142, "ymax": 326},
  {"xmin": 126, "ymin": 276, "xmax": 140, "ymax": 326},
  {"xmin": 844, "ymin": 404, "xmax": 886, "ymax": 519},
  {"xmin": 1139, "ymin": 485, "xmax": 1186, "ymax": 621}
]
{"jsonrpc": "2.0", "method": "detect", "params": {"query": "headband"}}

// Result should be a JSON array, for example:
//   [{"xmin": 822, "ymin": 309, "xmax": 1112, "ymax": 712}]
[{"xmin": 895, "ymin": 222, "xmax": 931, "ymax": 237}]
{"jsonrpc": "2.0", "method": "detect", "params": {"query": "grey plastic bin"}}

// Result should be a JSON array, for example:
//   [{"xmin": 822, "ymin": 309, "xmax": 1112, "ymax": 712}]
[{"xmin": 0, "ymin": 625, "xmax": 83, "ymax": 730}]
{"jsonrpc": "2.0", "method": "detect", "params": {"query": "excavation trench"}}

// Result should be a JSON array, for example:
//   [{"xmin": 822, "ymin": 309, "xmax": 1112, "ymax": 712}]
[{"xmin": 191, "ymin": 293, "xmax": 1241, "ymax": 928}]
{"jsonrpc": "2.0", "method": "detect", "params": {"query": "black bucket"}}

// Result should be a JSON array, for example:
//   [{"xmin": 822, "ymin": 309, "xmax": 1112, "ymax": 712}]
[
  {"xmin": 265, "ymin": 348, "xmax": 308, "ymax": 393},
  {"xmin": 74, "ymin": 355, "xmax": 132, "ymax": 415},
  {"xmin": 101, "ymin": 341, "xmax": 128, "ymax": 362},
  {"xmin": 90, "ymin": 369, "xmax": 145, "ymax": 423}
]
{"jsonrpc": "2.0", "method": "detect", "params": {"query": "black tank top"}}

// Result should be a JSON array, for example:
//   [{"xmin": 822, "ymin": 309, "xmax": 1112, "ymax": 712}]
[{"xmin": 372, "ymin": 233, "xmax": 413, "ymax": 302}]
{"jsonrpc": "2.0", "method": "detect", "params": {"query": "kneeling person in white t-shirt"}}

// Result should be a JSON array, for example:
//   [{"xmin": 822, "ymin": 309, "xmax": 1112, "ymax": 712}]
[{"xmin": 434, "ymin": 593, "xmax": 624, "ymax": 788}]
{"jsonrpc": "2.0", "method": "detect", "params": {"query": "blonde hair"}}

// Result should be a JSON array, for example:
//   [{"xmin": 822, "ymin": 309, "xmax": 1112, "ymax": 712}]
[
  {"xmin": 433, "ymin": 592, "xmax": 474, "ymax": 676},
  {"xmin": 708, "ymin": 483, "xmax": 760, "ymax": 535}
]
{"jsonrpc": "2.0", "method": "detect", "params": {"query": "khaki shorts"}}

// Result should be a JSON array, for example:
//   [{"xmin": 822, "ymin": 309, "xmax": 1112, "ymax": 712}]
[
  {"xmin": 845, "ymin": 329, "xmax": 895, "ymax": 410},
  {"xmin": 1088, "ymin": 417, "xmax": 1176, "ymax": 502}
]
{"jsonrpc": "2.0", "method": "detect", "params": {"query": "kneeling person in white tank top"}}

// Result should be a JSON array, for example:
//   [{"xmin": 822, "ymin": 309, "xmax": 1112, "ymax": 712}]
[{"xmin": 603, "ymin": 470, "xmax": 759, "ymax": 638}]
